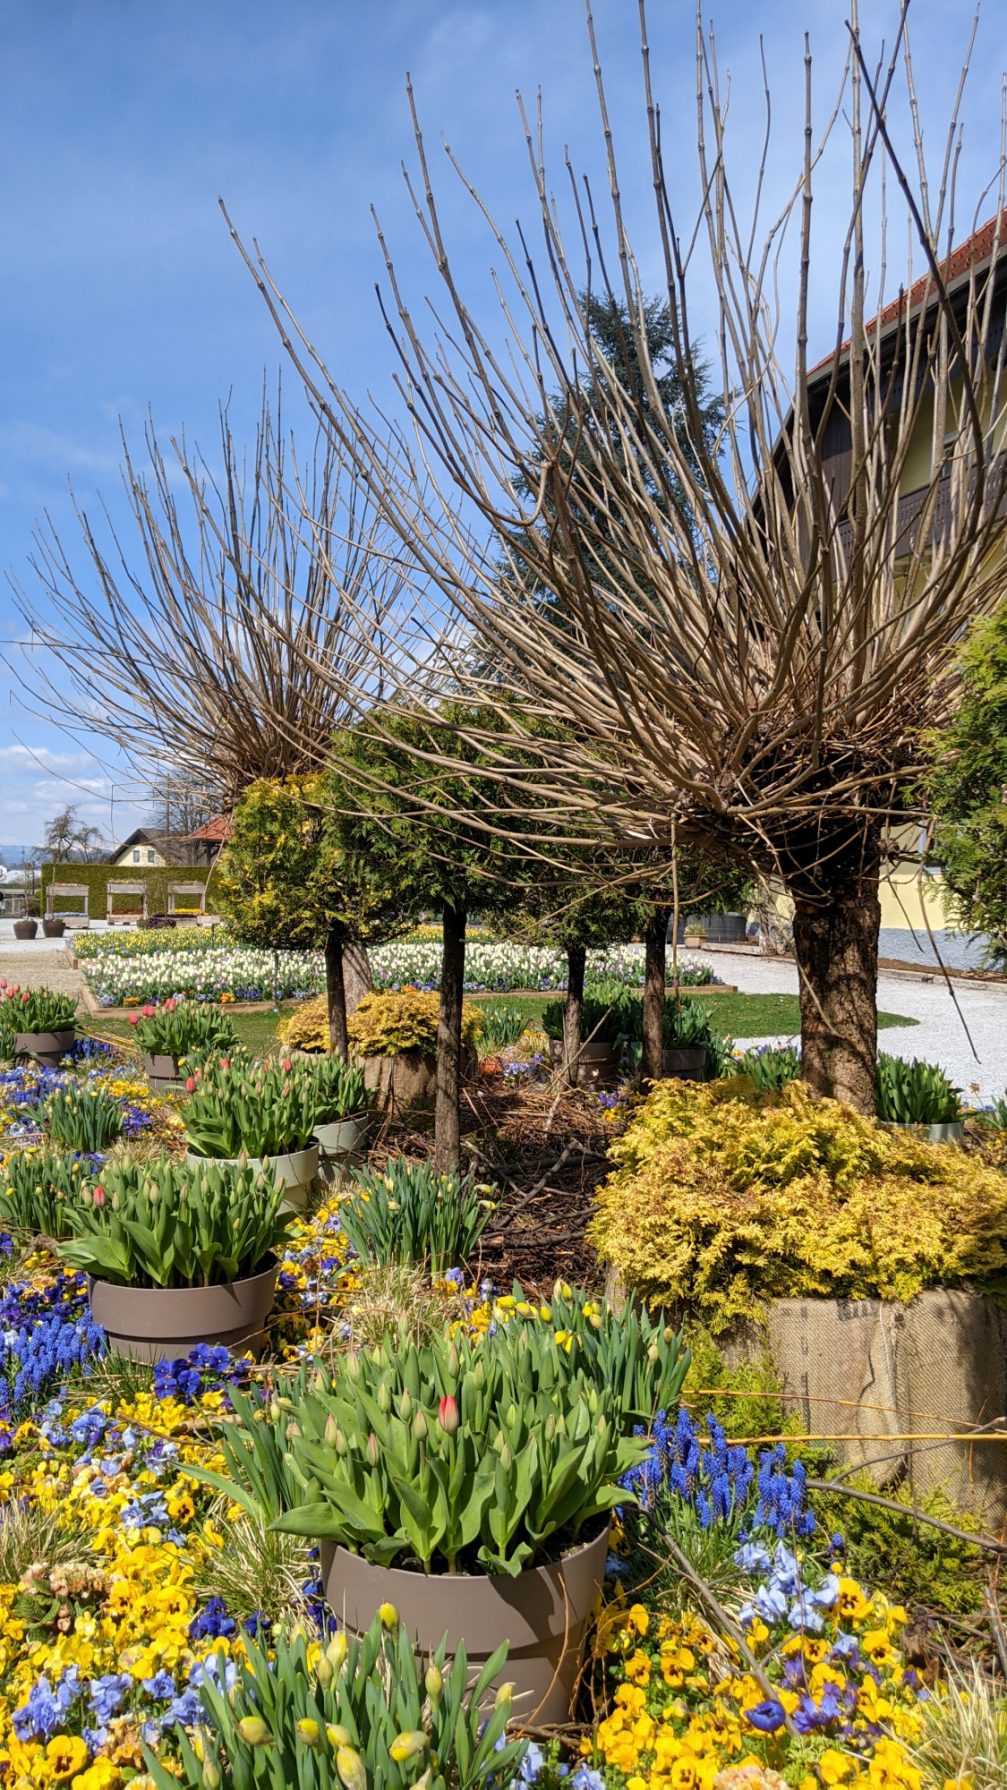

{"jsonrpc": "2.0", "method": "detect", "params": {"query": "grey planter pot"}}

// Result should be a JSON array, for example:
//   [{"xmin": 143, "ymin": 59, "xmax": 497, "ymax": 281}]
[
  {"xmin": 321, "ymin": 1519, "xmax": 610, "ymax": 1726},
  {"xmin": 661, "ymin": 1046, "xmax": 707, "ymax": 1081},
  {"xmin": 314, "ymin": 1115, "xmax": 367, "ymax": 1161},
  {"xmin": 142, "ymin": 1051, "xmax": 186, "ymax": 1094},
  {"xmin": 88, "ymin": 1257, "xmax": 279, "ymax": 1362},
  {"xmin": 15, "ymin": 1027, "xmax": 76, "ymax": 1068},
  {"xmin": 885, "ymin": 1118, "xmax": 965, "ymax": 1145},
  {"xmin": 185, "ymin": 1141, "xmax": 319, "ymax": 1212}
]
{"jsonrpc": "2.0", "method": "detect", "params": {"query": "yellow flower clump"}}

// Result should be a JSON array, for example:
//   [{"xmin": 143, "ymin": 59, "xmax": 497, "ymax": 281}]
[
  {"xmin": 590, "ymin": 1078, "xmax": 1007, "ymax": 1332},
  {"xmin": 277, "ymin": 994, "xmax": 331, "ymax": 1053}
]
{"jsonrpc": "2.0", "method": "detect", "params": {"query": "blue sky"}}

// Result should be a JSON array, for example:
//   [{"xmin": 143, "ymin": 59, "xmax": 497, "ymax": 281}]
[{"xmin": 0, "ymin": 0, "xmax": 1001, "ymax": 860}]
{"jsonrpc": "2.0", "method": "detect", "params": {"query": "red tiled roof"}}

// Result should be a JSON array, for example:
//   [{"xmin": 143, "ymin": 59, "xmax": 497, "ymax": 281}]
[
  {"xmin": 184, "ymin": 814, "xmax": 233, "ymax": 843},
  {"xmin": 810, "ymin": 205, "xmax": 1007, "ymax": 376}
]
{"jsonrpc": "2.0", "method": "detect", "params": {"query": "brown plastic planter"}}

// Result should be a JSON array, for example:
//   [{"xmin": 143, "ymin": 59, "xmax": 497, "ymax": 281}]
[
  {"xmin": 185, "ymin": 1142, "xmax": 319, "ymax": 1212},
  {"xmin": 142, "ymin": 1051, "xmax": 186, "ymax": 1093},
  {"xmin": 321, "ymin": 1521, "xmax": 610, "ymax": 1726},
  {"xmin": 548, "ymin": 1039, "xmax": 620, "ymax": 1087},
  {"xmin": 15, "ymin": 1027, "xmax": 76, "ymax": 1068},
  {"xmin": 88, "ymin": 1257, "xmax": 279, "ymax": 1362},
  {"xmin": 12, "ymin": 920, "xmax": 37, "ymax": 940},
  {"xmin": 42, "ymin": 918, "xmax": 66, "ymax": 939},
  {"xmin": 661, "ymin": 1046, "xmax": 707, "ymax": 1081}
]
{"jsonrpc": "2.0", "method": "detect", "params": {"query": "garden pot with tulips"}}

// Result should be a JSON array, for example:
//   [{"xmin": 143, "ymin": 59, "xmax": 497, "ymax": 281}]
[
  {"xmin": 659, "ymin": 996, "xmax": 717, "ymax": 1081},
  {"xmin": 876, "ymin": 1052, "xmax": 965, "ymax": 1143},
  {"xmin": 12, "ymin": 918, "xmax": 37, "ymax": 940},
  {"xmin": 41, "ymin": 917, "xmax": 66, "ymax": 938},
  {"xmin": 182, "ymin": 1054, "xmax": 320, "ymax": 1210},
  {"xmin": 301, "ymin": 1053, "xmax": 370, "ymax": 1165},
  {"xmin": 56, "ymin": 1158, "xmax": 290, "ymax": 1361},
  {"xmin": 266, "ymin": 1287, "xmax": 689, "ymax": 1723},
  {"xmin": 1, "ymin": 986, "xmax": 78, "ymax": 1067},
  {"xmin": 129, "ymin": 998, "xmax": 240, "ymax": 1093},
  {"xmin": 542, "ymin": 983, "xmax": 635, "ymax": 1087}
]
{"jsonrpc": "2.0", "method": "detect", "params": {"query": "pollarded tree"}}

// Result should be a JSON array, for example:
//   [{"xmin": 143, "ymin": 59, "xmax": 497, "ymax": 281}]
[
  {"xmin": 213, "ymin": 776, "xmax": 411, "ymax": 1049},
  {"xmin": 237, "ymin": 2, "xmax": 1007, "ymax": 1112}
]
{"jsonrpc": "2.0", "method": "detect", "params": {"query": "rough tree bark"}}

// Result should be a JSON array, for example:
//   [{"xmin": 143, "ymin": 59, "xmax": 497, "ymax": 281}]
[
  {"xmin": 787, "ymin": 829, "xmax": 882, "ymax": 1113},
  {"xmin": 342, "ymin": 941, "xmax": 372, "ymax": 1014},
  {"xmin": 562, "ymin": 942, "xmax": 587, "ymax": 1088},
  {"xmin": 323, "ymin": 925, "xmax": 349, "ymax": 1057},
  {"xmin": 435, "ymin": 902, "xmax": 467, "ymax": 1172},
  {"xmin": 642, "ymin": 907, "xmax": 670, "ymax": 1084}
]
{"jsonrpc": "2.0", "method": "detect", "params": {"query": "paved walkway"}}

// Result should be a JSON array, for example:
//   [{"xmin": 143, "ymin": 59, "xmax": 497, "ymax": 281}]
[
  {"xmin": 0, "ymin": 926, "xmax": 88, "ymax": 999},
  {"xmin": 694, "ymin": 946, "xmax": 1007, "ymax": 1105}
]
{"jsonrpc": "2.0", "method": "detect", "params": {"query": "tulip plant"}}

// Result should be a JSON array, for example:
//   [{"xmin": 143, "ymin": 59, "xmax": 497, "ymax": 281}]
[
  {"xmin": 875, "ymin": 1052, "xmax": 962, "ymax": 1125},
  {"xmin": 183, "ymin": 1057, "xmax": 318, "ymax": 1161},
  {"xmin": 44, "ymin": 1086, "xmax": 125, "ymax": 1153},
  {"xmin": 142, "ymin": 1614, "xmax": 526, "ymax": 1790},
  {"xmin": 55, "ymin": 1158, "xmax": 291, "ymax": 1288},
  {"xmin": 0, "ymin": 1148, "xmax": 95, "ymax": 1240},
  {"xmin": 338, "ymin": 1160, "xmax": 495, "ymax": 1275},
  {"xmin": 302, "ymin": 1054, "xmax": 368, "ymax": 1126},
  {"xmin": 130, "ymin": 997, "xmax": 240, "ymax": 1062},
  {"xmin": 269, "ymin": 1285, "xmax": 688, "ymax": 1575}
]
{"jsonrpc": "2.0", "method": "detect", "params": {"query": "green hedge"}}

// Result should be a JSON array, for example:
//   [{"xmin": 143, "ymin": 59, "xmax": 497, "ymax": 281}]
[{"xmin": 40, "ymin": 862, "xmax": 213, "ymax": 918}]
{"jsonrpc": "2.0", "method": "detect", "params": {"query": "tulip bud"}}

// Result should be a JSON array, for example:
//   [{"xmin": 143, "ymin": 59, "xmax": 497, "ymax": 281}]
[
  {"xmin": 93, "ymin": 1184, "xmax": 106, "ymax": 1207},
  {"xmin": 437, "ymin": 1395, "xmax": 460, "ymax": 1435},
  {"xmin": 297, "ymin": 1717, "xmax": 323, "ymax": 1748},
  {"xmin": 336, "ymin": 1745, "xmax": 368, "ymax": 1790},
  {"xmin": 412, "ymin": 1408, "xmax": 428, "ymax": 1440},
  {"xmin": 389, "ymin": 1731, "xmax": 428, "ymax": 1763},
  {"xmin": 185, "ymin": 1076, "xmax": 197, "ymax": 1094},
  {"xmin": 447, "ymin": 1342, "xmax": 460, "ymax": 1376},
  {"xmin": 379, "ymin": 1601, "xmax": 399, "ymax": 1629},
  {"xmin": 377, "ymin": 1379, "xmax": 391, "ymax": 1413},
  {"xmin": 398, "ymin": 1388, "xmax": 412, "ymax": 1420},
  {"xmin": 237, "ymin": 1715, "xmax": 272, "ymax": 1747},
  {"xmin": 346, "ymin": 1352, "xmax": 361, "ymax": 1381},
  {"xmin": 366, "ymin": 1430, "xmax": 380, "ymax": 1465},
  {"xmin": 424, "ymin": 1663, "xmax": 443, "ymax": 1702},
  {"xmin": 324, "ymin": 1413, "xmax": 340, "ymax": 1447}
]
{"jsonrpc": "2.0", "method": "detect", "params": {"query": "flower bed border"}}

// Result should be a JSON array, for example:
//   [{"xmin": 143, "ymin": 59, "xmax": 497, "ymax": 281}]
[{"xmin": 77, "ymin": 983, "xmax": 278, "ymax": 1021}]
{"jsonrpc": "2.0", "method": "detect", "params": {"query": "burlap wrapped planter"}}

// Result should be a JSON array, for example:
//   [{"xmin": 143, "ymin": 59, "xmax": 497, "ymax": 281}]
[
  {"xmin": 727, "ymin": 1291, "xmax": 1007, "ymax": 1522},
  {"xmin": 321, "ymin": 1519, "xmax": 610, "ymax": 1726},
  {"xmin": 660, "ymin": 1046, "xmax": 707, "ymax": 1081},
  {"xmin": 88, "ymin": 1258, "xmax": 279, "ymax": 1362},
  {"xmin": 362, "ymin": 1052, "xmax": 438, "ymax": 1113},
  {"xmin": 15, "ymin": 1028, "xmax": 75, "ymax": 1068}
]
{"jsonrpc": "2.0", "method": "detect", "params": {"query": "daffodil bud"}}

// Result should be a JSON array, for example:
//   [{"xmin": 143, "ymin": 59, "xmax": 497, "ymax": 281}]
[
  {"xmin": 336, "ymin": 1744, "xmax": 368, "ymax": 1790},
  {"xmin": 327, "ymin": 1724, "xmax": 352, "ymax": 1749},
  {"xmin": 425, "ymin": 1663, "xmax": 443, "ymax": 1702},
  {"xmin": 379, "ymin": 1601, "xmax": 399, "ymax": 1629},
  {"xmin": 237, "ymin": 1715, "xmax": 272, "ymax": 1747},
  {"xmin": 326, "ymin": 1631, "xmax": 348, "ymax": 1672},
  {"xmin": 389, "ymin": 1731, "xmax": 428, "ymax": 1763},
  {"xmin": 315, "ymin": 1653, "xmax": 334, "ymax": 1690},
  {"xmin": 296, "ymin": 1717, "xmax": 323, "ymax": 1748},
  {"xmin": 647, "ymin": 1343, "xmax": 659, "ymax": 1364},
  {"xmin": 202, "ymin": 1762, "xmax": 222, "ymax": 1790},
  {"xmin": 494, "ymin": 1681, "xmax": 515, "ymax": 1711}
]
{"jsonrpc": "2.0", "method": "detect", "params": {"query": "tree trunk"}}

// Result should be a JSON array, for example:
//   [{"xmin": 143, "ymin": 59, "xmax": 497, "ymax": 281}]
[
  {"xmin": 562, "ymin": 942, "xmax": 587, "ymax": 1088},
  {"xmin": 435, "ymin": 902, "xmax": 466, "ymax": 1173},
  {"xmin": 642, "ymin": 907, "xmax": 669, "ymax": 1083},
  {"xmin": 323, "ymin": 925, "xmax": 349, "ymax": 1057},
  {"xmin": 788, "ymin": 838, "xmax": 881, "ymax": 1113},
  {"xmin": 342, "ymin": 940, "xmax": 372, "ymax": 1015}
]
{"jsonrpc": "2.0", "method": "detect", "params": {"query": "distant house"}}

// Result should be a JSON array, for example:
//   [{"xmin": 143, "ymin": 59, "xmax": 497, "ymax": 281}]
[{"xmin": 107, "ymin": 828, "xmax": 170, "ymax": 869}]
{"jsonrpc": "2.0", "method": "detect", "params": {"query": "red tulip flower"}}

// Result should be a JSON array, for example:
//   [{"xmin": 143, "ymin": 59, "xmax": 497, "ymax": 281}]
[
  {"xmin": 437, "ymin": 1395, "xmax": 460, "ymax": 1435},
  {"xmin": 185, "ymin": 1076, "xmax": 197, "ymax": 1094},
  {"xmin": 128, "ymin": 1013, "xmax": 139, "ymax": 1026},
  {"xmin": 93, "ymin": 1185, "xmax": 106, "ymax": 1207}
]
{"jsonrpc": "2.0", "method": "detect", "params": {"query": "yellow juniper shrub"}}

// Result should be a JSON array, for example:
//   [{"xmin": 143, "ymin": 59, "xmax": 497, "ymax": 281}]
[
  {"xmin": 278, "ymin": 995, "xmax": 330, "ymax": 1053},
  {"xmin": 590, "ymin": 1078, "xmax": 1007, "ymax": 1333},
  {"xmin": 346, "ymin": 988, "xmax": 484, "ymax": 1057}
]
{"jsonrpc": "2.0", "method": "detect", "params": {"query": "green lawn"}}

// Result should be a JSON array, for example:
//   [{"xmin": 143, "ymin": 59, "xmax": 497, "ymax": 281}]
[
  {"xmin": 82, "ymin": 992, "xmax": 917, "ymax": 1061},
  {"xmin": 81, "ymin": 1004, "xmax": 303, "ymax": 1059},
  {"xmin": 469, "ymin": 990, "xmax": 916, "ymax": 1040}
]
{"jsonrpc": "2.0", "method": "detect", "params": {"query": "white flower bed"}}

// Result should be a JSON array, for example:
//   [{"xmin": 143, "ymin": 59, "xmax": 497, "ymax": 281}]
[
  {"xmin": 368, "ymin": 939, "xmax": 715, "ymax": 992},
  {"xmin": 83, "ymin": 944, "xmax": 323, "ymax": 1007},
  {"xmin": 82, "ymin": 936, "xmax": 717, "ymax": 1006}
]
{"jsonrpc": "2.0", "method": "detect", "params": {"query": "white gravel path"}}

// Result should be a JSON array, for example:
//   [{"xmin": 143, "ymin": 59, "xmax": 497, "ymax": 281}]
[{"xmin": 694, "ymin": 945, "xmax": 1007, "ymax": 1106}]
